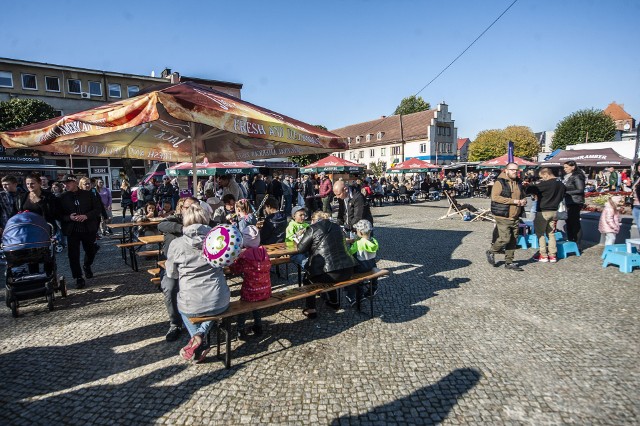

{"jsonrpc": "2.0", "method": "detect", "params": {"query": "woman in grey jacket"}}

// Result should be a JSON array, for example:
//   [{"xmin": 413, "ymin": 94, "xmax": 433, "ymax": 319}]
[{"xmin": 165, "ymin": 203, "xmax": 230, "ymax": 363}]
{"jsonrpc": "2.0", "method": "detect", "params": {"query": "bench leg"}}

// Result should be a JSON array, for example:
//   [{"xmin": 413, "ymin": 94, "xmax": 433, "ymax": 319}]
[
  {"xmin": 297, "ymin": 264, "xmax": 302, "ymax": 287},
  {"xmin": 224, "ymin": 318, "xmax": 232, "ymax": 369},
  {"xmin": 369, "ymin": 279, "xmax": 376, "ymax": 319},
  {"xmin": 216, "ymin": 322, "xmax": 222, "ymax": 358}
]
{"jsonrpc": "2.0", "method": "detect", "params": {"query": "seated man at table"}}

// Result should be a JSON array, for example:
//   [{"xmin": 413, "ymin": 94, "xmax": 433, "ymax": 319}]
[{"xmin": 157, "ymin": 197, "xmax": 197, "ymax": 342}]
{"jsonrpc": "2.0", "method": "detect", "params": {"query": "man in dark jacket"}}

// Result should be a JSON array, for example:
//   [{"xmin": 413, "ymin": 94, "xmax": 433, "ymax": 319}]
[
  {"xmin": 156, "ymin": 175, "xmax": 175, "ymax": 206},
  {"xmin": 527, "ymin": 168, "xmax": 566, "ymax": 263},
  {"xmin": 333, "ymin": 180, "xmax": 373, "ymax": 234},
  {"xmin": 157, "ymin": 196, "xmax": 197, "ymax": 342},
  {"xmin": 57, "ymin": 174, "xmax": 102, "ymax": 288},
  {"xmin": 260, "ymin": 196, "xmax": 287, "ymax": 245},
  {"xmin": 486, "ymin": 164, "xmax": 526, "ymax": 271},
  {"xmin": 0, "ymin": 175, "xmax": 21, "ymax": 234},
  {"xmin": 267, "ymin": 175, "xmax": 283, "ymax": 208}
]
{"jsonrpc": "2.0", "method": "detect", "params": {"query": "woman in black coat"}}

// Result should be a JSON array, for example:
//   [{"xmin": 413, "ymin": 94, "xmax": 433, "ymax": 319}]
[
  {"xmin": 562, "ymin": 161, "xmax": 586, "ymax": 244},
  {"xmin": 296, "ymin": 210, "xmax": 357, "ymax": 318},
  {"xmin": 18, "ymin": 173, "xmax": 58, "ymax": 232}
]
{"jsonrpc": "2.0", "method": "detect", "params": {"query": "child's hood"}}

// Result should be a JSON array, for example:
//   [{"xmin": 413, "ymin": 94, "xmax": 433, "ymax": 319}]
[
  {"xmin": 241, "ymin": 246, "xmax": 269, "ymax": 261},
  {"xmin": 358, "ymin": 237, "xmax": 379, "ymax": 253}
]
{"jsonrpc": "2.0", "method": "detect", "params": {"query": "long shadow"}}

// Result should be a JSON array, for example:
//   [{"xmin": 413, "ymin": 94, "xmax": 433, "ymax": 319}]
[
  {"xmin": 331, "ymin": 368, "xmax": 482, "ymax": 425},
  {"xmin": 3, "ymin": 365, "xmax": 237, "ymax": 424},
  {"xmin": 0, "ymin": 322, "xmax": 188, "ymax": 406}
]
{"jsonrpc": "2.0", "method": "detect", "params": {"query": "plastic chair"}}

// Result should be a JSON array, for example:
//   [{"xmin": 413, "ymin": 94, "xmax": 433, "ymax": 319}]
[
  {"xmin": 516, "ymin": 235, "xmax": 529, "ymax": 250},
  {"xmin": 601, "ymin": 244, "xmax": 638, "ymax": 259},
  {"xmin": 602, "ymin": 251, "xmax": 640, "ymax": 273},
  {"xmin": 556, "ymin": 241, "xmax": 580, "ymax": 259},
  {"xmin": 526, "ymin": 233, "xmax": 539, "ymax": 249}
]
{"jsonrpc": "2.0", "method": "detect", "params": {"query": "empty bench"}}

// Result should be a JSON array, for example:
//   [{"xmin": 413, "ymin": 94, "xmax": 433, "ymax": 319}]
[{"xmin": 189, "ymin": 268, "xmax": 390, "ymax": 368}]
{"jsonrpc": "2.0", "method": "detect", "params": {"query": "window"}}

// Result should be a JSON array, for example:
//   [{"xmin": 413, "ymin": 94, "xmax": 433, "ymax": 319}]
[
  {"xmin": 109, "ymin": 83, "xmax": 121, "ymax": 98},
  {"xmin": 380, "ymin": 147, "xmax": 386, "ymax": 156},
  {"xmin": 89, "ymin": 81, "xmax": 102, "ymax": 96},
  {"xmin": 45, "ymin": 76, "xmax": 60, "ymax": 92},
  {"xmin": 370, "ymin": 149, "xmax": 375, "ymax": 158},
  {"xmin": 53, "ymin": 110, "xmax": 63, "ymax": 117},
  {"xmin": 391, "ymin": 146, "xmax": 401, "ymax": 156},
  {"xmin": 355, "ymin": 136, "xmax": 361, "ymax": 143},
  {"xmin": 359, "ymin": 150, "xmax": 364, "ymax": 159},
  {"xmin": 446, "ymin": 127, "xmax": 451, "ymax": 136},
  {"xmin": 0, "ymin": 71, "xmax": 13, "ymax": 87},
  {"xmin": 420, "ymin": 143, "xmax": 427, "ymax": 153},
  {"xmin": 127, "ymin": 85, "xmax": 139, "ymax": 97},
  {"xmin": 67, "ymin": 79, "xmax": 81, "ymax": 94},
  {"xmin": 21, "ymin": 73, "xmax": 37, "ymax": 90},
  {"xmin": 366, "ymin": 134, "xmax": 372, "ymax": 142},
  {"xmin": 377, "ymin": 131, "xmax": 384, "ymax": 140},
  {"xmin": 347, "ymin": 137, "xmax": 351, "ymax": 144}
]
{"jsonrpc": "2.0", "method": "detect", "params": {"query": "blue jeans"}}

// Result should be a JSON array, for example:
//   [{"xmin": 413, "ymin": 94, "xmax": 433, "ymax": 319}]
[
  {"xmin": 291, "ymin": 253, "xmax": 308, "ymax": 269},
  {"xmin": 180, "ymin": 304, "xmax": 229, "ymax": 344},
  {"xmin": 633, "ymin": 206, "xmax": 640, "ymax": 229}
]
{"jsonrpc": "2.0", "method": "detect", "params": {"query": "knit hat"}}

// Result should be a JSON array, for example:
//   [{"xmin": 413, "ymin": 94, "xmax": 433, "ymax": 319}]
[
  {"xmin": 354, "ymin": 219, "xmax": 373, "ymax": 235},
  {"xmin": 242, "ymin": 225, "xmax": 260, "ymax": 248},
  {"xmin": 291, "ymin": 205, "xmax": 306, "ymax": 217}
]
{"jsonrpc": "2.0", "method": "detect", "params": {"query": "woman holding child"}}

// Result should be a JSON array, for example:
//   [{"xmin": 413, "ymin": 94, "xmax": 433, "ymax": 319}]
[{"xmin": 296, "ymin": 210, "xmax": 357, "ymax": 318}]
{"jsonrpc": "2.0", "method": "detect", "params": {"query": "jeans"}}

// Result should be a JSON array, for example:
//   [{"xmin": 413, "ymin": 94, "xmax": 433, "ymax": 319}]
[
  {"xmin": 291, "ymin": 253, "xmax": 308, "ymax": 269},
  {"xmin": 322, "ymin": 196, "xmax": 331, "ymax": 213},
  {"xmin": 161, "ymin": 275, "xmax": 181, "ymax": 328},
  {"xmin": 180, "ymin": 304, "xmax": 230, "ymax": 343},
  {"xmin": 535, "ymin": 211, "xmax": 558, "ymax": 257},
  {"xmin": 67, "ymin": 231, "xmax": 97, "ymax": 278},
  {"xmin": 633, "ymin": 206, "xmax": 640, "ymax": 229},
  {"xmin": 489, "ymin": 217, "xmax": 519, "ymax": 263}
]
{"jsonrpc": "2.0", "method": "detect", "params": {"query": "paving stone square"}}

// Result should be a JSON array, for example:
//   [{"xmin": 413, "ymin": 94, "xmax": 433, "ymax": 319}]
[{"xmin": 0, "ymin": 198, "xmax": 638, "ymax": 425}]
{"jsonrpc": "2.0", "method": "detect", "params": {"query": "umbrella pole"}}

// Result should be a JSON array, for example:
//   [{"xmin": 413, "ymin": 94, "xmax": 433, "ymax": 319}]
[{"xmin": 190, "ymin": 123, "xmax": 197, "ymax": 196}]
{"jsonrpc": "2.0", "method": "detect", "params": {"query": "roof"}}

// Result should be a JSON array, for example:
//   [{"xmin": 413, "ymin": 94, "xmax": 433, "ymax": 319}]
[
  {"xmin": 603, "ymin": 102, "xmax": 633, "ymax": 121},
  {"xmin": 330, "ymin": 109, "xmax": 436, "ymax": 147},
  {"xmin": 457, "ymin": 138, "xmax": 470, "ymax": 149}
]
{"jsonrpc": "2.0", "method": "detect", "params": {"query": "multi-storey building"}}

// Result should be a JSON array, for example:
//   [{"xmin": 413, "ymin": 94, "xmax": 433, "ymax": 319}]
[
  {"xmin": 0, "ymin": 57, "xmax": 242, "ymax": 194},
  {"xmin": 330, "ymin": 103, "xmax": 457, "ymax": 171}
]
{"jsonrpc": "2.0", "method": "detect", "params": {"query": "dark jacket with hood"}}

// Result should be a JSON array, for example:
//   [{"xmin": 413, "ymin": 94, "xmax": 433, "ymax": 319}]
[
  {"xmin": 336, "ymin": 188, "xmax": 373, "ymax": 231},
  {"xmin": 296, "ymin": 219, "xmax": 357, "ymax": 277},
  {"xmin": 157, "ymin": 214, "xmax": 183, "ymax": 257},
  {"xmin": 260, "ymin": 210, "xmax": 287, "ymax": 245}
]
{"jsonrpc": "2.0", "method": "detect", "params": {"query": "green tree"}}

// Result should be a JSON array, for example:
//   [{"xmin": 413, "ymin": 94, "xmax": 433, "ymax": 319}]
[
  {"xmin": 393, "ymin": 95, "xmax": 431, "ymax": 115},
  {"xmin": 551, "ymin": 108, "xmax": 616, "ymax": 150},
  {"xmin": 0, "ymin": 98, "xmax": 57, "ymax": 131},
  {"xmin": 468, "ymin": 126, "xmax": 539, "ymax": 161},
  {"xmin": 369, "ymin": 159, "xmax": 386, "ymax": 177}
]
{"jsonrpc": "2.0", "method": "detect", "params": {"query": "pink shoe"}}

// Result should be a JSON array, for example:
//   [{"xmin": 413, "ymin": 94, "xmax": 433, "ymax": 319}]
[{"xmin": 179, "ymin": 334, "xmax": 203, "ymax": 361}]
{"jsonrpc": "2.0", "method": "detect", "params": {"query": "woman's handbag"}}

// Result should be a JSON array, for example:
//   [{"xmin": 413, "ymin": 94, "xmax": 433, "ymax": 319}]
[{"xmin": 557, "ymin": 200, "xmax": 568, "ymax": 220}]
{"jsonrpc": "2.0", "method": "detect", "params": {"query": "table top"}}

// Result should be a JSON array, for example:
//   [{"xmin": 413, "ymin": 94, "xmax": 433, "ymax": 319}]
[
  {"xmin": 626, "ymin": 238, "xmax": 640, "ymax": 245},
  {"xmin": 108, "ymin": 221, "xmax": 160, "ymax": 229},
  {"xmin": 137, "ymin": 235, "xmax": 164, "ymax": 245},
  {"xmin": 264, "ymin": 242, "xmax": 298, "ymax": 258}
]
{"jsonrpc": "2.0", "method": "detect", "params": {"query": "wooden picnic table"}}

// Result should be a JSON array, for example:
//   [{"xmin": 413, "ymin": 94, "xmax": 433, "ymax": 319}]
[{"xmin": 108, "ymin": 220, "xmax": 160, "ymax": 243}]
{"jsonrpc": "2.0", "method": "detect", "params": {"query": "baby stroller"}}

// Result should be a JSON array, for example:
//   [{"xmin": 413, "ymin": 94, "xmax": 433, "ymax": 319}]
[{"xmin": 3, "ymin": 212, "xmax": 66, "ymax": 317}]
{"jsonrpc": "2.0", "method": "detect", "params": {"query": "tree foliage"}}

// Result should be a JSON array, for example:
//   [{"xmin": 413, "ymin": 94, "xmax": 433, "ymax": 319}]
[
  {"xmin": 0, "ymin": 98, "xmax": 57, "ymax": 132},
  {"xmin": 551, "ymin": 108, "xmax": 616, "ymax": 150},
  {"xmin": 394, "ymin": 95, "xmax": 431, "ymax": 115},
  {"xmin": 468, "ymin": 126, "xmax": 539, "ymax": 161},
  {"xmin": 369, "ymin": 159, "xmax": 386, "ymax": 177},
  {"xmin": 288, "ymin": 124, "xmax": 329, "ymax": 167}
]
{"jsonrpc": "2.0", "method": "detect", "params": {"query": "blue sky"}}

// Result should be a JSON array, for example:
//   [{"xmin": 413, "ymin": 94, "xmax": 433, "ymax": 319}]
[{"xmin": 2, "ymin": 0, "xmax": 639, "ymax": 140}]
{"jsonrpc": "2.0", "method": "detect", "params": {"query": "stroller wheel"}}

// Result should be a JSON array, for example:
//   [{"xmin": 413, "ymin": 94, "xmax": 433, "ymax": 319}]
[
  {"xmin": 10, "ymin": 299, "xmax": 18, "ymax": 317},
  {"xmin": 47, "ymin": 293, "xmax": 54, "ymax": 311},
  {"xmin": 59, "ymin": 277, "xmax": 67, "ymax": 298}
]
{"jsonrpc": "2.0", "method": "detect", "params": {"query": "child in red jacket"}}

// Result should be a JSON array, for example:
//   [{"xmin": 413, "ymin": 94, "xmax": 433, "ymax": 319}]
[{"xmin": 229, "ymin": 225, "xmax": 271, "ymax": 338}]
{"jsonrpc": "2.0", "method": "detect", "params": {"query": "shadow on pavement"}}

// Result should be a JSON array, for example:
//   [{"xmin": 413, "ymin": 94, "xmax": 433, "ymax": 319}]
[{"xmin": 330, "ymin": 367, "xmax": 482, "ymax": 425}]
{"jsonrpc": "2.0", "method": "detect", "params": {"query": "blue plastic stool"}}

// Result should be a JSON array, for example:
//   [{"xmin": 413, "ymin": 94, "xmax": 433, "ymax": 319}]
[
  {"xmin": 556, "ymin": 241, "xmax": 580, "ymax": 259},
  {"xmin": 516, "ymin": 235, "xmax": 529, "ymax": 250},
  {"xmin": 601, "ymin": 244, "xmax": 638, "ymax": 259},
  {"xmin": 526, "ymin": 233, "xmax": 539, "ymax": 249},
  {"xmin": 602, "ymin": 251, "xmax": 640, "ymax": 273}
]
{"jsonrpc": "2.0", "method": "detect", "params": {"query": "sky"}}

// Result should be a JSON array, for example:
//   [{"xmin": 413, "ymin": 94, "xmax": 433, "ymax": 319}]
[{"xmin": 2, "ymin": 0, "xmax": 639, "ymax": 140}]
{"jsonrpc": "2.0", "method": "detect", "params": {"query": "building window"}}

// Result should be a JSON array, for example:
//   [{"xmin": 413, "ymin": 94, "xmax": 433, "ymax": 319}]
[
  {"xmin": 370, "ymin": 149, "xmax": 375, "ymax": 157},
  {"xmin": 109, "ymin": 83, "xmax": 121, "ymax": 98},
  {"xmin": 420, "ymin": 143, "xmax": 427, "ymax": 153},
  {"xmin": 366, "ymin": 134, "xmax": 372, "ymax": 142},
  {"xmin": 377, "ymin": 131, "xmax": 384, "ymax": 140},
  {"xmin": 0, "ymin": 71, "xmax": 13, "ymax": 88},
  {"xmin": 355, "ymin": 136, "xmax": 361, "ymax": 143},
  {"xmin": 127, "ymin": 85, "xmax": 139, "ymax": 97},
  {"xmin": 45, "ymin": 76, "xmax": 60, "ymax": 92},
  {"xmin": 347, "ymin": 137, "xmax": 351, "ymax": 144},
  {"xmin": 67, "ymin": 79, "xmax": 81, "ymax": 94},
  {"xmin": 89, "ymin": 81, "xmax": 102, "ymax": 96},
  {"xmin": 391, "ymin": 146, "xmax": 401, "ymax": 156},
  {"xmin": 359, "ymin": 150, "xmax": 364, "ymax": 159},
  {"xmin": 53, "ymin": 110, "xmax": 63, "ymax": 117},
  {"xmin": 380, "ymin": 147, "xmax": 386, "ymax": 156},
  {"xmin": 21, "ymin": 73, "xmax": 37, "ymax": 90}
]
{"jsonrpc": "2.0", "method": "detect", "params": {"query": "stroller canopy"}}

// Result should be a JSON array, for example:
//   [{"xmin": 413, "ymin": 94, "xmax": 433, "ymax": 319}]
[{"xmin": 2, "ymin": 212, "xmax": 51, "ymax": 252}]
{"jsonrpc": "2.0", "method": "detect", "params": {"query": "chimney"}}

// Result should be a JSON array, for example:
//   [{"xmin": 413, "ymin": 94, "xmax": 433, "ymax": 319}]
[
  {"xmin": 381, "ymin": 115, "xmax": 386, "ymax": 119},
  {"xmin": 160, "ymin": 68, "xmax": 172, "ymax": 79}
]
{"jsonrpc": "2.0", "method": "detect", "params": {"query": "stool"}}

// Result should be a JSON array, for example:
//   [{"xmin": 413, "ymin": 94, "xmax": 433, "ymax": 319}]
[
  {"xmin": 556, "ymin": 241, "xmax": 580, "ymax": 259},
  {"xmin": 601, "ymin": 244, "xmax": 638, "ymax": 259},
  {"xmin": 516, "ymin": 235, "xmax": 529, "ymax": 250},
  {"xmin": 526, "ymin": 233, "xmax": 539, "ymax": 249},
  {"xmin": 602, "ymin": 251, "xmax": 640, "ymax": 273}
]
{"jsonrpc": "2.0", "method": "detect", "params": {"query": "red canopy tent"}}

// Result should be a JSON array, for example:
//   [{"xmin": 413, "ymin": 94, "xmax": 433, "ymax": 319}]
[
  {"xmin": 299, "ymin": 155, "xmax": 364, "ymax": 173},
  {"xmin": 478, "ymin": 154, "xmax": 537, "ymax": 169},
  {"xmin": 387, "ymin": 158, "xmax": 440, "ymax": 173}
]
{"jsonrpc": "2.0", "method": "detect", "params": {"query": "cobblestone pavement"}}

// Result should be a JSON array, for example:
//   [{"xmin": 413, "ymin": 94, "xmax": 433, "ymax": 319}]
[{"xmin": 0, "ymin": 198, "xmax": 638, "ymax": 425}]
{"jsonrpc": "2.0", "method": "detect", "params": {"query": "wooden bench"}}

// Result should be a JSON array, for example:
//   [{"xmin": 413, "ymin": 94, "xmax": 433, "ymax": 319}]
[
  {"xmin": 269, "ymin": 256, "xmax": 302, "ymax": 286},
  {"xmin": 189, "ymin": 268, "xmax": 389, "ymax": 369},
  {"xmin": 116, "ymin": 241, "xmax": 146, "ymax": 270}
]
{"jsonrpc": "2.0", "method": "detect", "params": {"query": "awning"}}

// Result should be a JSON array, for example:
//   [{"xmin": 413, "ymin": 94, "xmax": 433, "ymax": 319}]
[
  {"xmin": 538, "ymin": 148, "xmax": 633, "ymax": 167},
  {"xmin": 477, "ymin": 154, "xmax": 537, "ymax": 169},
  {"xmin": 387, "ymin": 158, "xmax": 440, "ymax": 173},
  {"xmin": 299, "ymin": 155, "xmax": 365, "ymax": 174},
  {"xmin": 167, "ymin": 159, "xmax": 258, "ymax": 176}
]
